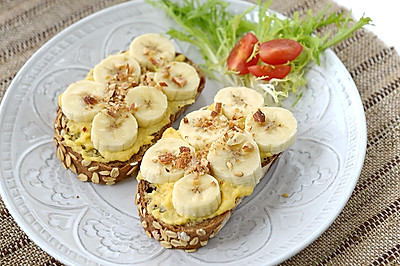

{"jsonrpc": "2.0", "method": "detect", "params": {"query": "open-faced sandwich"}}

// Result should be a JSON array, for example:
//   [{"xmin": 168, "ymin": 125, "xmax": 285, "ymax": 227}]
[
  {"xmin": 54, "ymin": 33, "xmax": 205, "ymax": 185},
  {"xmin": 135, "ymin": 86, "xmax": 297, "ymax": 251}
]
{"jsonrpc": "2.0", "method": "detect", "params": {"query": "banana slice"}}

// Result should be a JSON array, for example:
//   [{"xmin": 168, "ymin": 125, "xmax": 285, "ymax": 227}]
[
  {"xmin": 178, "ymin": 109, "xmax": 229, "ymax": 150},
  {"xmin": 125, "ymin": 85, "xmax": 168, "ymax": 127},
  {"xmin": 245, "ymin": 107, "xmax": 297, "ymax": 154},
  {"xmin": 140, "ymin": 138, "xmax": 196, "ymax": 184},
  {"xmin": 207, "ymin": 131, "xmax": 262, "ymax": 187},
  {"xmin": 91, "ymin": 109, "xmax": 138, "ymax": 153},
  {"xmin": 172, "ymin": 173, "xmax": 221, "ymax": 217},
  {"xmin": 154, "ymin": 61, "xmax": 201, "ymax": 101},
  {"xmin": 129, "ymin": 33, "xmax": 175, "ymax": 69},
  {"xmin": 60, "ymin": 80, "xmax": 107, "ymax": 122},
  {"xmin": 213, "ymin": 86, "xmax": 264, "ymax": 120},
  {"xmin": 93, "ymin": 53, "xmax": 141, "ymax": 85}
]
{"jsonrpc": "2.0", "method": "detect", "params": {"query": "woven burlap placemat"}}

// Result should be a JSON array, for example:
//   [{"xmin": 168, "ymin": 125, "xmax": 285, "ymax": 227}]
[{"xmin": 1, "ymin": 0, "xmax": 399, "ymax": 265}]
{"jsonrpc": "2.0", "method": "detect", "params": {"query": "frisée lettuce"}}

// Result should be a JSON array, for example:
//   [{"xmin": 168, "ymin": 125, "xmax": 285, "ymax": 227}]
[{"xmin": 146, "ymin": 0, "xmax": 372, "ymax": 105}]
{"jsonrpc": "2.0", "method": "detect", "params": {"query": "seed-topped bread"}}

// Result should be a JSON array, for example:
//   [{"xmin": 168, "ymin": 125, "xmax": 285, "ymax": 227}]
[
  {"xmin": 54, "ymin": 33, "xmax": 206, "ymax": 185},
  {"xmin": 135, "ymin": 153, "xmax": 281, "ymax": 251},
  {"xmin": 135, "ymin": 86, "xmax": 298, "ymax": 251}
]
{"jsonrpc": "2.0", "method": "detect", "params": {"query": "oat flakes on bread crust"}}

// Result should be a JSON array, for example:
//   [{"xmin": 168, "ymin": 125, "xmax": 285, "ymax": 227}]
[
  {"xmin": 135, "ymin": 154, "xmax": 281, "ymax": 251},
  {"xmin": 54, "ymin": 53, "xmax": 206, "ymax": 185}
]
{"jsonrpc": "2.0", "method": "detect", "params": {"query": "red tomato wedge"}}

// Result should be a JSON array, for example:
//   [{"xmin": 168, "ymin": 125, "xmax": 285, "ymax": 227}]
[
  {"xmin": 259, "ymin": 39, "xmax": 303, "ymax": 65},
  {"xmin": 227, "ymin": 32, "xmax": 259, "ymax": 75},
  {"xmin": 247, "ymin": 64, "xmax": 291, "ymax": 81}
]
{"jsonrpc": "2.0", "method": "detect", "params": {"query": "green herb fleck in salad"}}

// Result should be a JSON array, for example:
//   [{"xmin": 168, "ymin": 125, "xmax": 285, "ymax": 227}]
[{"xmin": 146, "ymin": 0, "xmax": 372, "ymax": 105}]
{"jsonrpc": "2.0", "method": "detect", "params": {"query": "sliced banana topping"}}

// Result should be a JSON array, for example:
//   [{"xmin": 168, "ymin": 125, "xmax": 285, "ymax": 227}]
[
  {"xmin": 129, "ymin": 33, "xmax": 175, "ymax": 69},
  {"xmin": 172, "ymin": 173, "xmax": 221, "ymax": 218},
  {"xmin": 245, "ymin": 107, "xmax": 297, "ymax": 155},
  {"xmin": 178, "ymin": 109, "xmax": 229, "ymax": 150},
  {"xmin": 154, "ymin": 61, "xmax": 201, "ymax": 101},
  {"xmin": 136, "ymin": 86, "xmax": 298, "ymax": 226},
  {"xmin": 60, "ymin": 80, "xmax": 107, "ymax": 122},
  {"xmin": 125, "ymin": 85, "xmax": 168, "ymax": 127},
  {"xmin": 213, "ymin": 86, "xmax": 264, "ymax": 120},
  {"xmin": 91, "ymin": 109, "xmax": 138, "ymax": 153},
  {"xmin": 207, "ymin": 131, "xmax": 262, "ymax": 187},
  {"xmin": 93, "ymin": 53, "xmax": 141, "ymax": 85},
  {"xmin": 140, "ymin": 138, "xmax": 196, "ymax": 184}
]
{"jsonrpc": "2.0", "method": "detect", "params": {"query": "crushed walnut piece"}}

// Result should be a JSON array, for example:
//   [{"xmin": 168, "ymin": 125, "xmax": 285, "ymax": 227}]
[
  {"xmin": 175, "ymin": 146, "xmax": 193, "ymax": 169},
  {"xmin": 107, "ymin": 63, "xmax": 138, "ymax": 95},
  {"xmin": 158, "ymin": 81, "xmax": 168, "ymax": 87},
  {"xmin": 107, "ymin": 108, "xmax": 118, "ymax": 118},
  {"xmin": 214, "ymin": 102, "xmax": 222, "ymax": 114},
  {"xmin": 157, "ymin": 146, "xmax": 193, "ymax": 170},
  {"xmin": 253, "ymin": 109, "xmax": 266, "ymax": 123},
  {"xmin": 162, "ymin": 66, "xmax": 171, "ymax": 79},
  {"xmin": 242, "ymin": 142, "xmax": 254, "ymax": 152},
  {"xmin": 172, "ymin": 76, "xmax": 187, "ymax": 87},
  {"xmin": 128, "ymin": 102, "xmax": 138, "ymax": 111},
  {"xmin": 194, "ymin": 115, "xmax": 226, "ymax": 131},
  {"xmin": 158, "ymin": 152, "xmax": 175, "ymax": 165},
  {"xmin": 189, "ymin": 155, "xmax": 210, "ymax": 176},
  {"xmin": 84, "ymin": 95, "xmax": 98, "ymax": 105}
]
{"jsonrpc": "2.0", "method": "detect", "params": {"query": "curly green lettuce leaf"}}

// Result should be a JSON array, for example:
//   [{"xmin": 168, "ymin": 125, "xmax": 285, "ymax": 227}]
[{"xmin": 146, "ymin": 0, "xmax": 372, "ymax": 105}]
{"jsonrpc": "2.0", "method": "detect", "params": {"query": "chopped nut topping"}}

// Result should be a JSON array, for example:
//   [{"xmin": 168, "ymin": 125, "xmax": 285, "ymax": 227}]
[
  {"xmin": 158, "ymin": 81, "xmax": 168, "ymax": 87},
  {"xmin": 156, "ymin": 148, "xmax": 192, "ymax": 169},
  {"xmin": 183, "ymin": 117, "xmax": 189, "ymax": 124},
  {"xmin": 179, "ymin": 146, "xmax": 191, "ymax": 154},
  {"xmin": 149, "ymin": 56, "xmax": 158, "ymax": 66},
  {"xmin": 215, "ymin": 102, "xmax": 222, "ymax": 114},
  {"xmin": 158, "ymin": 152, "xmax": 175, "ymax": 165},
  {"xmin": 172, "ymin": 76, "xmax": 187, "ymax": 87},
  {"xmin": 196, "ymin": 117, "xmax": 213, "ymax": 128},
  {"xmin": 189, "ymin": 155, "xmax": 210, "ymax": 176},
  {"xmin": 175, "ymin": 146, "xmax": 193, "ymax": 169},
  {"xmin": 242, "ymin": 142, "xmax": 254, "ymax": 152},
  {"xmin": 84, "ymin": 95, "xmax": 97, "ymax": 105},
  {"xmin": 162, "ymin": 67, "xmax": 171, "ymax": 79},
  {"xmin": 253, "ymin": 109, "xmax": 266, "ymax": 123},
  {"xmin": 200, "ymin": 158, "xmax": 209, "ymax": 168},
  {"xmin": 107, "ymin": 109, "xmax": 117, "ymax": 117},
  {"xmin": 128, "ymin": 102, "xmax": 138, "ymax": 111}
]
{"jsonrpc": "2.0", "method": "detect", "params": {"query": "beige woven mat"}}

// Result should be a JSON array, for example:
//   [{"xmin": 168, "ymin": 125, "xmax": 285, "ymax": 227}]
[{"xmin": 1, "ymin": 0, "xmax": 399, "ymax": 265}]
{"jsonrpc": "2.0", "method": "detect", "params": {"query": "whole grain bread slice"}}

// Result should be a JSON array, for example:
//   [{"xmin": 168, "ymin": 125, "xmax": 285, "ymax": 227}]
[
  {"xmin": 135, "ymin": 153, "xmax": 281, "ymax": 251},
  {"xmin": 54, "ymin": 55, "xmax": 206, "ymax": 185}
]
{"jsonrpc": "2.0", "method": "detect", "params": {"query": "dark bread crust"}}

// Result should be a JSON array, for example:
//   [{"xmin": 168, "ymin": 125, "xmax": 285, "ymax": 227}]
[
  {"xmin": 136, "ymin": 180, "xmax": 232, "ymax": 251},
  {"xmin": 135, "ymin": 153, "xmax": 281, "ymax": 251},
  {"xmin": 54, "ymin": 109, "xmax": 175, "ymax": 184},
  {"xmin": 54, "ymin": 54, "xmax": 206, "ymax": 185}
]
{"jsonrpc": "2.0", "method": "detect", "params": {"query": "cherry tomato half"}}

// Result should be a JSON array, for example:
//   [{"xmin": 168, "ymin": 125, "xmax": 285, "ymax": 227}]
[
  {"xmin": 259, "ymin": 39, "xmax": 303, "ymax": 65},
  {"xmin": 227, "ymin": 32, "xmax": 259, "ymax": 75},
  {"xmin": 247, "ymin": 64, "xmax": 292, "ymax": 81}
]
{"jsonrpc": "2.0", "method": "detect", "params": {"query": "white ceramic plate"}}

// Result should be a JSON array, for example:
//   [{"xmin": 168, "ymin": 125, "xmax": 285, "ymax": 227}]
[{"xmin": 0, "ymin": 1, "xmax": 366, "ymax": 265}]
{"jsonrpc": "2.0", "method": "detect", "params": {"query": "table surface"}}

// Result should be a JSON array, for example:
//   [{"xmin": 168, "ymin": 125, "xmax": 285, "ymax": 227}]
[
  {"xmin": 335, "ymin": 0, "xmax": 400, "ymax": 53},
  {"xmin": 0, "ymin": 0, "xmax": 399, "ymax": 265}
]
